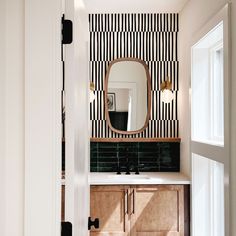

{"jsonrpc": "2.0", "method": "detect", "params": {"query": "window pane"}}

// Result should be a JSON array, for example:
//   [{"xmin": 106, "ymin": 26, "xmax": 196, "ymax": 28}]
[
  {"xmin": 192, "ymin": 153, "xmax": 224, "ymax": 236},
  {"xmin": 191, "ymin": 22, "xmax": 224, "ymax": 146},
  {"xmin": 211, "ymin": 46, "xmax": 224, "ymax": 141}
]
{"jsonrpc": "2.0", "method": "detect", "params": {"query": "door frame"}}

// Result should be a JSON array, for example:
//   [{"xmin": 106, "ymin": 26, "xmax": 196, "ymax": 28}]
[
  {"xmin": 24, "ymin": 0, "xmax": 63, "ymax": 235},
  {"xmin": 64, "ymin": 0, "xmax": 90, "ymax": 235}
]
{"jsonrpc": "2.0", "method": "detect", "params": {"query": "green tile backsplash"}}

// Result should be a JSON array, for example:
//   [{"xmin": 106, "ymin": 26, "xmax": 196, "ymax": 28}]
[{"xmin": 90, "ymin": 142, "xmax": 180, "ymax": 172}]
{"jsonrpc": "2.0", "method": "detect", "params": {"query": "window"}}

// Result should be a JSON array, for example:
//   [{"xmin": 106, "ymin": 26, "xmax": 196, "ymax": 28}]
[
  {"xmin": 192, "ymin": 154, "xmax": 224, "ymax": 236},
  {"xmin": 191, "ymin": 5, "xmax": 230, "ymax": 236},
  {"xmin": 210, "ymin": 42, "xmax": 224, "ymax": 143},
  {"xmin": 191, "ymin": 22, "xmax": 224, "ymax": 146}
]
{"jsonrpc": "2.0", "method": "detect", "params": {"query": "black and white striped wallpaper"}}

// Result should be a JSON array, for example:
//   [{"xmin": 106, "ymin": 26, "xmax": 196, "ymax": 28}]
[{"xmin": 89, "ymin": 13, "xmax": 179, "ymax": 138}]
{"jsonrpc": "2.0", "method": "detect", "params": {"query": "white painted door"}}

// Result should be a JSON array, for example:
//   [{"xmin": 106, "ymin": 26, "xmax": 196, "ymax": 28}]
[{"xmin": 64, "ymin": 0, "xmax": 90, "ymax": 235}]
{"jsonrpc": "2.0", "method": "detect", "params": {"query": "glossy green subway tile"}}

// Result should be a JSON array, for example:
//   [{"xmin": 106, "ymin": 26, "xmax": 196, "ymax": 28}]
[
  {"xmin": 90, "ymin": 167, "xmax": 98, "ymax": 172},
  {"xmin": 90, "ymin": 142, "xmax": 180, "ymax": 172}
]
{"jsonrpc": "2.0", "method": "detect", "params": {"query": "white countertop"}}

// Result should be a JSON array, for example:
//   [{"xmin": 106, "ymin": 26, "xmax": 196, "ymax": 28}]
[{"xmin": 89, "ymin": 172, "xmax": 190, "ymax": 185}]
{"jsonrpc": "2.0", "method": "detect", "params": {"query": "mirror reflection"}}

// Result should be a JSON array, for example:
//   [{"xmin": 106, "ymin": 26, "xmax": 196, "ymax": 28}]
[{"xmin": 106, "ymin": 59, "xmax": 150, "ymax": 133}]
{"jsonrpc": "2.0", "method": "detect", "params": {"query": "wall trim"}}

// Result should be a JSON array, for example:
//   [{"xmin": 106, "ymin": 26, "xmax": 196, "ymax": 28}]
[{"xmin": 90, "ymin": 137, "xmax": 181, "ymax": 142}]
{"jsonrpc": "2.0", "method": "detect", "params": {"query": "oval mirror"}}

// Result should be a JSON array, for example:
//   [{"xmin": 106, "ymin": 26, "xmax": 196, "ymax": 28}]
[{"xmin": 105, "ymin": 58, "xmax": 151, "ymax": 134}]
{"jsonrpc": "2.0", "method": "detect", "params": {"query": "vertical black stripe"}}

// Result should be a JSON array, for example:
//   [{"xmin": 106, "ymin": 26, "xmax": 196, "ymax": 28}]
[
  {"xmin": 173, "ymin": 14, "xmax": 176, "ymax": 33},
  {"xmin": 154, "ymin": 14, "xmax": 157, "ymax": 32},
  {"xmin": 116, "ymin": 31, "xmax": 119, "ymax": 58},
  {"xmin": 126, "ymin": 32, "xmax": 129, "ymax": 57},
  {"xmin": 160, "ymin": 14, "xmax": 162, "ymax": 32},
  {"xmin": 177, "ymin": 14, "xmax": 179, "ymax": 32},
  {"xmin": 163, "ymin": 14, "xmax": 166, "ymax": 32},
  {"xmin": 119, "ymin": 32, "xmax": 122, "ymax": 57},
  {"xmin": 177, "ymin": 61, "xmax": 179, "ymax": 90},
  {"xmin": 135, "ymin": 32, "xmax": 138, "ymax": 58},
  {"xmin": 175, "ymin": 32, "xmax": 178, "ymax": 60},
  {"xmin": 129, "ymin": 31, "xmax": 132, "ymax": 56}
]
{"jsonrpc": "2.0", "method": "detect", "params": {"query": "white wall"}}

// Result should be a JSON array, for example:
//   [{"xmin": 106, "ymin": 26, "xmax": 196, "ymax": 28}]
[
  {"xmin": 108, "ymin": 88, "xmax": 129, "ymax": 111},
  {"xmin": 179, "ymin": 0, "xmax": 236, "ymax": 234},
  {"xmin": 0, "ymin": 0, "xmax": 25, "ymax": 236},
  {"xmin": 0, "ymin": 0, "xmax": 6, "ymax": 235}
]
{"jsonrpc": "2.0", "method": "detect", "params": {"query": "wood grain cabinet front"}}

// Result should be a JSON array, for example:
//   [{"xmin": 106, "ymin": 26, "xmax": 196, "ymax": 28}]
[
  {"xmin": 130, "ymin": 185, "xmax": 188, "ymax": 236},
  {"xmin": 90, "ymin": 185, "xmax": 130, "ymax": 236},
  {"xmin": 90, "ymin": 185, "xmax": 189, "ymax": 236}
]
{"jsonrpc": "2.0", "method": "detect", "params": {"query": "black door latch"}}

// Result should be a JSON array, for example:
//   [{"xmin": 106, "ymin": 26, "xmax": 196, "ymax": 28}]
[
  {"xmin": 88, "ymin": 217, "xmax": 99, "ymax": 230},
  {"xmin": 61, "ymin": 222, "xmax": 72, "ymax": 236}
]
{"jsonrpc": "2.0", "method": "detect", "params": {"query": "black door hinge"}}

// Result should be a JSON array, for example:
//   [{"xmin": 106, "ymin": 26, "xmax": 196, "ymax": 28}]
[
  {"xmin": 61, "ymin": 222, "xmax": 72, "ymax": 236},
  {"xmin": 62, "ymin": 15, "xmax": 73, "ymax": 44},
  {"xmin": 88, "ymin": 217, "xmax": 99, "ymax": 230}
]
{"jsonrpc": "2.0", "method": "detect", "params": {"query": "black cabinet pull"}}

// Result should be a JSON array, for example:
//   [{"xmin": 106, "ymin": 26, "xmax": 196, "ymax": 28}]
[{"xmin": 88, "ymin": 217, "xmax": 99, "ymax": 230}]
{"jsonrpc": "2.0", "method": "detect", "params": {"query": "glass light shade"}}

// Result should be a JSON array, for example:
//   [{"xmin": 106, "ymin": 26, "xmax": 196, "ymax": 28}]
[
  {"xmin": 161, "ymin": 89, "xmax": 174, "ymax": 103},
  {"xmin": 90, "ymin": 90, "xmax": 96, "ymax": 103}
]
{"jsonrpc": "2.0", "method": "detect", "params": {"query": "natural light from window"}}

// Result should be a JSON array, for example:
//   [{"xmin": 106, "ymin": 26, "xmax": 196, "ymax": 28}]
[
  {"xmin": 192, "ymin": 154, "xmax": 224, "ymax": 236},
  {"xmin": 191, "ymin": 22, "xmax": 224, "ymax": 146}
]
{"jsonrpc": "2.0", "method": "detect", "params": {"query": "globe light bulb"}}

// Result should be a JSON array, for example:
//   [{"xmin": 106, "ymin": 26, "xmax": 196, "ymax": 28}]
[
  {"xmin": 161, "ymin": 89, "xmax": 174, "ymax": 103},
  {"xmin": 90, "ymin": 90, "xmax": 96, "ymax": 103}
]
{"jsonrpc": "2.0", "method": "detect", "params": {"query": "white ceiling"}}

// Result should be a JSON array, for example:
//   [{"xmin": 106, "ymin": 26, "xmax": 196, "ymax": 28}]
[{"xmin": 85, "ymin": 0, "xmax": 189, "ymax": 13}]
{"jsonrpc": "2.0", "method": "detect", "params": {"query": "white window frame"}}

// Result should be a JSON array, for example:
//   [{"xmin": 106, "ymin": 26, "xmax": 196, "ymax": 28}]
[
  {"xmin": 190, "ymin": 4, "xmax": 231, "ymax": 236},
  {"xmin": 209, "ymin": 40, "xmax": 224, "ymax": 144}
]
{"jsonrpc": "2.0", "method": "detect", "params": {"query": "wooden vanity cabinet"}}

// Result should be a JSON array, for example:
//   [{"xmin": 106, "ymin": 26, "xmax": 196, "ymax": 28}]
[
  {"xmin": 90, "ymin": 185, "xmax": 130, "ymax": 236},
  {"xmin": 130, "ymin": 185, "xmax": 188, "ymax": 236},
  {"xmin": 90, "ymin": 185, "xmax": 189, "ymax": 236}
]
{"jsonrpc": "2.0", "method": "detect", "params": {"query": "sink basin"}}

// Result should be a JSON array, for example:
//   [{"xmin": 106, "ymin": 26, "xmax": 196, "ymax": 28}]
[{"xmin": 108, "ymin": 174, "xmax": 150, "ymax": 180}]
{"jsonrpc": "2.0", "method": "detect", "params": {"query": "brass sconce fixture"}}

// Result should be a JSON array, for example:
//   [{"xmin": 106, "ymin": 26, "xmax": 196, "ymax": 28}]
[
  {"xmin": 160, "ymin": 76, "xmax": 174, "ymax": 103},
  {"xmin": 90, "ymin": 82, "xmax": 96, "ymax": 102}
]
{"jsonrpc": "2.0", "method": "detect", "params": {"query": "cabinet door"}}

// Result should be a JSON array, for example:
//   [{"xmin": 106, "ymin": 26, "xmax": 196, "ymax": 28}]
[
  {"xmin": 90, "ymin": 185, "xmax": 130, "ymax": 236},
  {"xmin": 130, "ymin": 185, "xmax": 189, "ymax": 236}
]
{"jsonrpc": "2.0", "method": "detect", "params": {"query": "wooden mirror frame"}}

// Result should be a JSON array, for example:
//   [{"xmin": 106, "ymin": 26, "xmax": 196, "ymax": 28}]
[{"xmin": 105, "ymin": 58, "xmax": 151, "ymax": 135}]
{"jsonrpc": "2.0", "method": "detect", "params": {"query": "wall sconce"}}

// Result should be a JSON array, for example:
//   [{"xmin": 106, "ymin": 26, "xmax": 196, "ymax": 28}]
[
  {"xmin": 160, "ymin": 76, "xmax": 174, "ymax": 103},
  {"xmin": 90, "ymin": 82, "xmax": 96, "ymax": 103}
]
